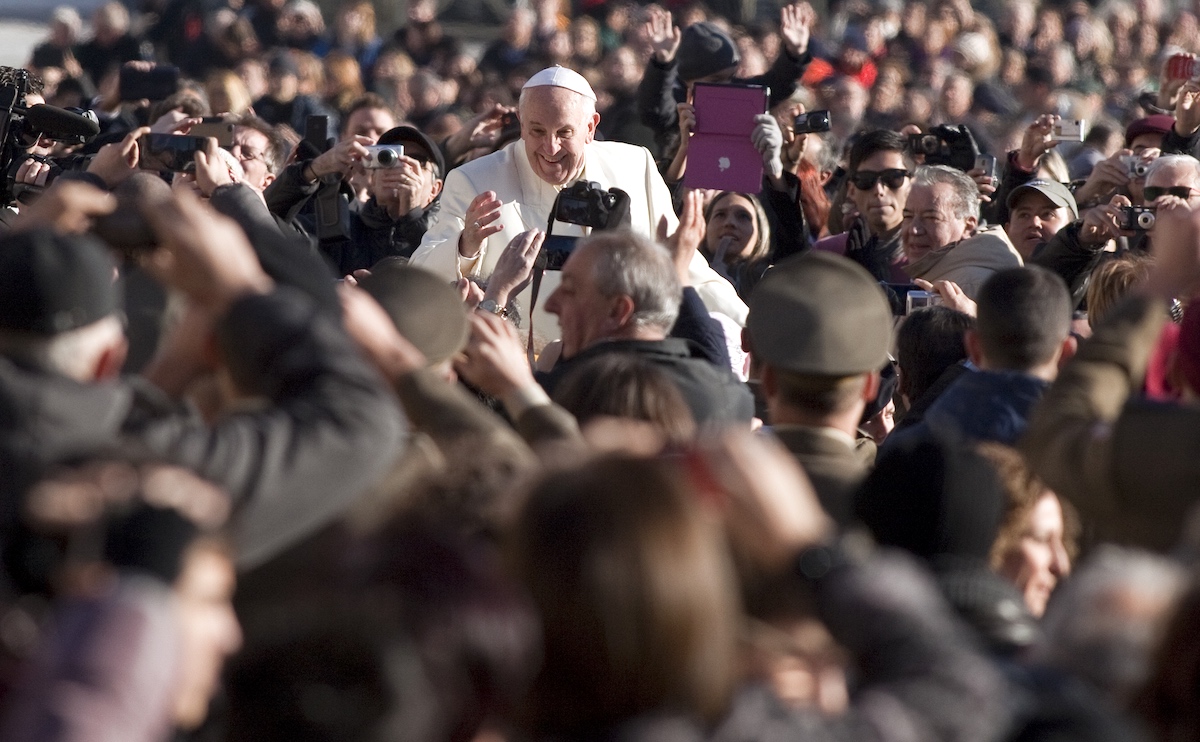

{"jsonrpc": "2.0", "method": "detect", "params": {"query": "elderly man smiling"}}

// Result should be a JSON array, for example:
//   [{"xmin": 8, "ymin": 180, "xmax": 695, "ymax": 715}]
[
  {"xmin": 410, "ymin": 66, "xmax": 746, "ymax": 337},
  {"xmin": 902, "ymin": 165, "xmax": 1023, "ymax": 299}
]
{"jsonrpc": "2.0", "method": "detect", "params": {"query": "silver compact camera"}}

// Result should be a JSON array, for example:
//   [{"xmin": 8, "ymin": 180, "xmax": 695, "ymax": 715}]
[
  {"xmin": 1120, "ymin": 155, "xmax": 1150, "ymax": 178},
  {"xmin": 906, "ymin": 290, "xmax": 943, "ymax": 313},
  {"xmin": 1050, "ymin": 119, "xmax": 1087, "ymax": 142},
  {"xmin": 362, "ymin": 144, "xmax": 403, "ymax": 169}
]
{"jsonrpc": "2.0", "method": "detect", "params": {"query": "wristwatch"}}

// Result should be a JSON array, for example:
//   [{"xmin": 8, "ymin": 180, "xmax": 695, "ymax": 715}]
[{"xmin": 477, "ymin": 299, "xmax": 509, "ymax": 318}]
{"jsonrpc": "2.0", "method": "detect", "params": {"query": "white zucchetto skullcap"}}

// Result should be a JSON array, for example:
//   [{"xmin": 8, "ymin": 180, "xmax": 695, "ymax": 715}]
[{"xmin": 521, "ymin": 66, "xmax": 597, "ymax": 101}]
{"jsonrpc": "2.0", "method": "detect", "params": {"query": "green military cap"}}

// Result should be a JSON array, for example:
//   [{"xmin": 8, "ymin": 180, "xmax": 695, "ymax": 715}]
[
  {"xmin": 746, "ymin": 251, "xmax": 892, "ymax": 375},
  {"xmin": 358, "ymin": 259, "xmax": 470, "ymax": 366}
]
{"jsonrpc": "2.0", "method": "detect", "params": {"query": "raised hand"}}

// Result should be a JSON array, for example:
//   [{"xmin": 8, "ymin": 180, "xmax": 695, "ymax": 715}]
[
  {"xmin": 1017, "ymin": 114, "xmax": 1060, "ymax": 171},
  {"xmin": 644, "ymin": 6, "xmax": 682, "ymax": 64},
  {"xmin": 458, "ymin": 190, "xmax": 504, "ymax": 258},
  {"xmin": 780, "ymin": 2, "xmax": 816, "ymax": 58}
]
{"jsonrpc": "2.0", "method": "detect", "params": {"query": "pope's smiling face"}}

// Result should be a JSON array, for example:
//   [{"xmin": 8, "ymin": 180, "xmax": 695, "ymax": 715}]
[{"xmin": 519, "ymin": 85, "xmax": 599, "ymax": 187}]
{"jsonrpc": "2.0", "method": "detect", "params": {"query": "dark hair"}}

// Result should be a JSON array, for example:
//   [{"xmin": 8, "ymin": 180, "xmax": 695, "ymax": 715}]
[
  {"xmin": 1083, "ymin": 121, "xmax": 1117, "ymax": 147},
  {"xmin": 227, "ymin": 524, "xmax": 540, "ymax": 742},
  {"xmin": 772, "ymin": 370, "xmax": 868, "ymax": 416},
  {"xmin": 976, "ymin": 266, "xmax": 1071, "ymax": 370},
  {"xmin": 512, "ymin": 455, "xmax": 739, "ymax": 735},
  {"xmin": 847, "ymin": 128, "xmax": 911, "ymax": 173},
  {"xmin": 339, "ymin": 92, "xmax": 395, "ymax": 135},
  {"xmin": 552, "ymin": 353, "xmax": 696, "ymax": 442},
  {"xmin": 896, "ymin": 306, "xmax": 975, "ymax": 401}
]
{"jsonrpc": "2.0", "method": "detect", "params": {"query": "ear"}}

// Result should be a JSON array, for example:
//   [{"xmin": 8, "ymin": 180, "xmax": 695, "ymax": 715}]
[
  {"xmin": 963, "ymin": 213, "xmax": 979, "ymax": 237},
  {"xmin": 429, "ymin": 177, "xmax": 443, "ymax": 199},
  {"xmin": 585, "ymin": 110, "xmax": 600, "ymax": 142},
  {"xmin": 262, "ymin": 172, "xmax": 277, "ymax": 189},
  {"xmin": 608, "ymin": 294, "xmax": 637, "ymax": 330},
  {"xmin": 91, "ymin": 336, "xmax": 128, "ymax": 381},
  {"xmin": 964, "ymin": 328, "xmax": 985, "ymax": 367},
  {"xmin": 760, "ymin": 363, "xmax": 778, "ymax": 398},
  {"xmin": 861, "ymin": 370, "xmax": 881, "ymax": 403},
  {"xmin": 1057, "ymin": 333, "xmax": 1078, "ymax": 371},
  {"xmin": 740, "ymin": 326, "xmax": 754, "ymax": 355}
]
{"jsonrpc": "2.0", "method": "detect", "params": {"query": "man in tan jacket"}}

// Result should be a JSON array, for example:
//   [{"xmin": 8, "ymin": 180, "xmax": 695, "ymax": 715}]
[{"xmin": 902, "ymin": 165, "xmax": 1024, "ymax": 299}]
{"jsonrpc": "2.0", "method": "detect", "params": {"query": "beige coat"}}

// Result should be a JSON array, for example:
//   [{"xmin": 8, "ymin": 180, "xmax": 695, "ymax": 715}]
[{"xmin": 903, "ymin": 225, "xmax": 1024, "ymax": 299}]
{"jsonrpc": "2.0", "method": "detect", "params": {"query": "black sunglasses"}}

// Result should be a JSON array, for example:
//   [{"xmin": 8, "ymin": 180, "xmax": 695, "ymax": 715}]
[
  {"xmin": 851, "ymin": 168, "xmax": 911, "ymax": 190},
  {"xmin": 1143, "ymin": 186, "xmax": 1196, "ymax": 201}
]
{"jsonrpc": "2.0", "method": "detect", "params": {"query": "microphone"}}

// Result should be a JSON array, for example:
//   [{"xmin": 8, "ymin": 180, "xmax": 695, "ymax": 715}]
[{"xmin": 23, "ymin": 104, "xmax": 101, "ymax": 139}]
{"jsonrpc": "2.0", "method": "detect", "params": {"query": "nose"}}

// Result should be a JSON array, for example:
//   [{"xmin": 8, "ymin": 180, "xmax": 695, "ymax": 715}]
[
  {"xmin": 540, "ymin": 134, "xmax": 562, "ymax": 156},
  {"xmin": 544, "ymin": 287, "xmax": 561, "ymax": 315}
]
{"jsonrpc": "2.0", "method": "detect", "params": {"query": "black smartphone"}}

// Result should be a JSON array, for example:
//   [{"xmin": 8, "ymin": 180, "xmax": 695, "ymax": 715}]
[
  {"xmin": 119, "ymin": 65, "xmax": 180, "ymax": 102},
  {"xmin": 138, "ymin": 133, "xmax": 204, "ymax": 172}
]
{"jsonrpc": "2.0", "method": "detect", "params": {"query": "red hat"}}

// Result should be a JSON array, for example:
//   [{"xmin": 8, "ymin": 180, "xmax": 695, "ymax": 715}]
[{"xmin": 1125, "ymin": 114, "xmax": 1175, "ymax": 148}]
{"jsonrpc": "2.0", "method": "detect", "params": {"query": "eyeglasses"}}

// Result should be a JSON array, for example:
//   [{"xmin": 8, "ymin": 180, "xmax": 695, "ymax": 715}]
[
  {"xmin": 1143, "ymin": 186, "xmax": 1197, "ymax": 201},
  {"xmin": 225, "ymin": 143, "xmax": 266, "ymax": 163},
  {"xmin": 850, "ymin": 168, "xmax": 911, "ymax": 190}
]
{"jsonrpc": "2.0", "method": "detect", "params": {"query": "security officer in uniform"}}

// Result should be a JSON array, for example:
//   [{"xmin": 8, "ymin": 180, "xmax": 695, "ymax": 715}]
[{"xmin": 744, "ymin": 251, "xmax": 894, "ymax": 525}]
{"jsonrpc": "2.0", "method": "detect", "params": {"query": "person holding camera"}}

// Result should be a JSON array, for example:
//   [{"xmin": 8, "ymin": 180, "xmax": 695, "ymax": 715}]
[
  {"xmin": 338, "ymin": 125, "xmax": 445, "ymax": 273},
  {"xmin": 409, "ymin": 65, "xmax": 746, "ymax": 339},
  {"xmin": 1029, "ymin": 154, "xmax": 1200, "ymax": 308}
]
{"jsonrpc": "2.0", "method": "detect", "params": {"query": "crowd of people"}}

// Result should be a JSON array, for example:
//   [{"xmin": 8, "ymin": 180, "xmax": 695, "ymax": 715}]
[{"xmin": 4, "ymin": 0, "xmax": 1200, "ymax": 739}]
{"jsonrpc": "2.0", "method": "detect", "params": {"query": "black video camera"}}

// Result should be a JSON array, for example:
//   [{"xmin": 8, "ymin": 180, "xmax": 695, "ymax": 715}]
[{"xmin": 0, "ymin": 69, "xmax": 101, "ymax": 205}]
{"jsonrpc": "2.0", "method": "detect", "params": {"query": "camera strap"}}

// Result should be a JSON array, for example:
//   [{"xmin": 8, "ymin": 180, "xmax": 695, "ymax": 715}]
[{"xmin": 524, "ymin": 199, "xmax": 562, "ymax": 361}]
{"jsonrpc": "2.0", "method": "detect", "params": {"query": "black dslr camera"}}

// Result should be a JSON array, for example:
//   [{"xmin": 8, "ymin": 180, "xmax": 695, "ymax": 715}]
[
  {"xmin": 541, "ymin": 180, "xmax": 631, "ymax": 270},
  {"xmin": 906, "ymin": 124, "xmax": 980, "ymax": 173},
  {"xmin": 554, "ymin": 180, "xmax": 621, "ymax": 229}
]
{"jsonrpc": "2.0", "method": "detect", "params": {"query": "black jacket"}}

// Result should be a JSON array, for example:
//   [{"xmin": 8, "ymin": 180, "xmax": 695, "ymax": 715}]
[
  {"xmin": 536, "ymin": 337, "xmax": 754, "ymax": 424},
  {"xmin": 0, "ymin": 288, "xmax": 406, "ymax": 574},
  {"xmin": 334, "ymin": 197, "xmax": 441, "ymax": 274}
]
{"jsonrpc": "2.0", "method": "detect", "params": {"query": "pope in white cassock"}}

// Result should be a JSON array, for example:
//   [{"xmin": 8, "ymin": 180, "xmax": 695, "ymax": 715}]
[{"xmin": 408, "ymin": 65, "xmax": 748, "ymax": 340}]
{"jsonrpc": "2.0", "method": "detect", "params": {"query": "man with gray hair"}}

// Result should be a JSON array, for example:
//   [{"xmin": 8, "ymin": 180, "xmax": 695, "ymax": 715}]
[
  {"xmin": 903, "ymin": 164, "xmax": 1023, "ymax": 299},
  {"xmin": 534, "ymin": 230, "xmax": 754, "ymax": 424}
]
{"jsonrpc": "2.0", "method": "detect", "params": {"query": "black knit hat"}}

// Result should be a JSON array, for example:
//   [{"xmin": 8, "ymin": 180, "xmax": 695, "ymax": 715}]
[
  {"xmin": 853, "ymin": 430, "xmax": 1005, "ymax": 562},
  {"xmin": 0, "ymin": 228, "xmax": 118, "ymax": 335},
  {"xmin": 677, "ymin": 22, "xmax": 740, "ymax": 82}
]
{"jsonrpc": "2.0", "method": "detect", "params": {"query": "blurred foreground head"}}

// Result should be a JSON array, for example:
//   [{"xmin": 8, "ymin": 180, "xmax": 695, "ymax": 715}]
[{"xmin": 512, "ymin": 454, "xmax": 741, "ymax": 736}]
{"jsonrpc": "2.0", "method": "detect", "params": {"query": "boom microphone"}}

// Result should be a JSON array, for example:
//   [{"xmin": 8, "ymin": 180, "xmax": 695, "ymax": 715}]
[{"xmin": 24, "ymin": 104, "xmax": 101, "ymax": 139}]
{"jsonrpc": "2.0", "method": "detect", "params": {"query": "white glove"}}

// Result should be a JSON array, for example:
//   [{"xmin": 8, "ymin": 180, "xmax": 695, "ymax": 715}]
[{"xmin": 751, "ymin": 114, "xmax": 784, "ymax": 180}]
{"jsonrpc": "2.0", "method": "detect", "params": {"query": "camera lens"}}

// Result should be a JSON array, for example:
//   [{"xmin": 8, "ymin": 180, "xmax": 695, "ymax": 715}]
[
  {"xmin": 377, "ymin": 149, "xmax": 398, "ymax": 166},
  {"xmin": 1132, "ymin": 162, "xmax": 1148, "ymax": 177},
  {"xmin": 1137, "ymin": 211, "xmax": 1156, "ymax": 229},
  {"xmin": 919, "ymin": 134, "xmax": 940, "ymax": 154}
]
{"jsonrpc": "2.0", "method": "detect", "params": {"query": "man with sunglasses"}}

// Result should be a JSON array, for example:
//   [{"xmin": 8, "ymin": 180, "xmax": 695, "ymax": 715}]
[
  {"xmin": 816, "ymin": 130, "xmax": 914, "ymax": 283},
  {"xmin": 1027, "ymin": 154, "xmax": 1200, "ymax": 307}
]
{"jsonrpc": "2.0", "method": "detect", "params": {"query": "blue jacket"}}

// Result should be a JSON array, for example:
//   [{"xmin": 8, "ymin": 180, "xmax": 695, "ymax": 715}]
[{"xmin": 921, "ymin": 369, "xmax": 1050, "ymax": 445}]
